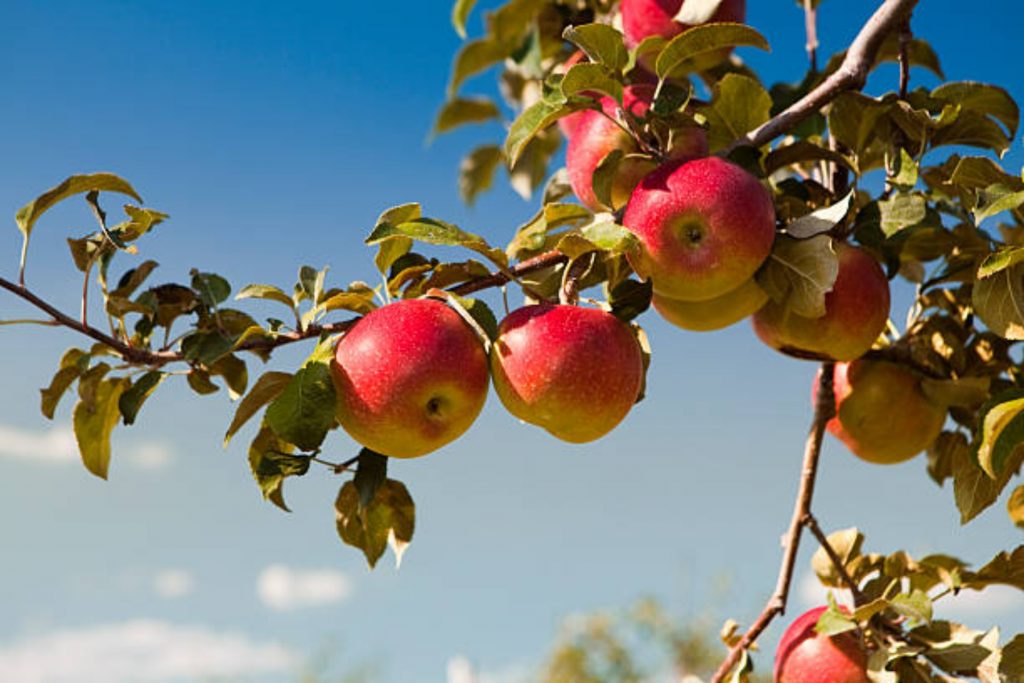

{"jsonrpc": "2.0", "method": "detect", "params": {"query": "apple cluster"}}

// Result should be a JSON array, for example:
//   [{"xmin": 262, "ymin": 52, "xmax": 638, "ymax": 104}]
[
  {"xmin": 561, "ymin": 0, "xmax": 942, "ymax": 475},
  {"xmin": 330, "ymin": 297, "xmax": 645, "ymax": 459}
]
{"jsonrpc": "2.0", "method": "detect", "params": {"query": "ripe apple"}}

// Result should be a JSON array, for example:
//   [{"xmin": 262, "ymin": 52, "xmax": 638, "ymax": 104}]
[
  {"xmin": 490, "ymin": 304, "xmax": 644, "ymax": 443},
  {"xmin": 331, "ymin": 298, "xmax": 489, "ymax": 458},
  {"xmin": 753, "ymin": 243, "xmax": 890, "ymax": 362},
  {"xmin": 814, "ymin": 360, "xmax": 946, "ymax": 465},
  {"xmin": 622, "ymin": 0, "xmax": 747, "ymax": 71},
  {"xmin": 774, "ymin": 606, "xmax": 870, "ymax": 683},
  {"xmin": 566, "ymin": 84, "xmax": 708, "ymax": 212},
  {"xmin": 623, "ymin": 156, "xmax": 776, "ymax": 302},
  {"xmin": 653, "ymin": 277, "xmax": 767, "ymax": 332}
]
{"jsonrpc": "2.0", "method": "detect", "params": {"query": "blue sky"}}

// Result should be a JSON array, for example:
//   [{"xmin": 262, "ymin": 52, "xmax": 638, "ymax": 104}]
[{"xmin": 0, "ymin": 1, "xmax": 1022, "ymax": 681}]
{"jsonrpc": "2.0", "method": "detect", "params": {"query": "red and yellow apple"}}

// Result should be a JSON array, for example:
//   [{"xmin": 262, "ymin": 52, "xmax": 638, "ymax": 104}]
[
  {"xmin": 623, "ymin": 156, "xmax": 776, "ymax": 302},
  {"xmin": 774, "ymin": 606, "xmax": 870, "ymax": 683},
  {"xmin": 814, "ymin": 360, "xmax": 946, "ymax": 465},
  {"xmin": 653, "ymin": 277, "xmax": 767, "ymax": 332},
  {"xmin": 753, "ymin": 243, "xmax": 890, "ymax": 362},
  {"xmin": 566, "ymin": 84, "xmax": 707, "ymax": 211},
  {"xmin": 331, "ymin": 298, "xmax": 489, "ymax": 458},
  {"xmin": 622, "ymin": 0, "xmax": 747, "ymax": 71},
  {"xmin": 490, "ymin": 304, "xmax": 644, "ymax": 443}
]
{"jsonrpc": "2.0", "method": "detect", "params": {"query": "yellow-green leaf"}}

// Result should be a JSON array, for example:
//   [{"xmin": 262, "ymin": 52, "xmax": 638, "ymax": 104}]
[{"xmin": 72, "ymin": 377, "xmax": 130, "ymax": 479}]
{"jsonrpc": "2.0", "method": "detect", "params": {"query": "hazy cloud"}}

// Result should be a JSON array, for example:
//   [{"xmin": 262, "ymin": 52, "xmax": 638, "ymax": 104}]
[
  {"xmin": 0, "ymin": 620, "xmax": 297, "ymax": 682},
  {"xmin": 256, "ymin": 565, "xmax": 353, "ymax": 611},
  {"xmin": 0, "ymin": 424, "xmax": 171, "ymax": 470},
  {"xmin": 937, "ymin": 584, "xmax": 1024, "ymax": 621},
  {"xmin": 446, "ymin": 656, "xmax": 530, "ymax": 683},
  {"xmin": 153, "ymin": 570, "xmax": 195, "ymax": 599}
]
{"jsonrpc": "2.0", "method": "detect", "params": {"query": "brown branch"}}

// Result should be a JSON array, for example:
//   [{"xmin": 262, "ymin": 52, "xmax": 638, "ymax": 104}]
[
  {"xmin": 731, "ymin": 0, "xmax": 920, "ymax": 152},
  {"xmin": 898, "ymin": 17, "xmax": 912, "ymax": 98},
  {"xmin": 0, "ymin": 249, "xmax": 569, "ymax": 367},
  {"xmin": 0, "ymin": 276, "xmax": 179, "ymax": 365},
  {"xmin": 708, "ymin": 362, "xmax": 836, "ymax": 683}
]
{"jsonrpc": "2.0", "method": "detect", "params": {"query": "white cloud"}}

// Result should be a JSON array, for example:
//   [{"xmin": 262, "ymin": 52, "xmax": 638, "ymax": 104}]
[
  {"xmin": 256, "ymin": 565, "xmax": 353, "ymax": 611},
  {"xmin": 446, "ymin": 656, "xmax": 530, "ymax": 683},
  {"xmin": 0, "ymin": 620, "xmax": 297, "ymax": 682},
  {"xmin": 0, "ymin": 424, "xmax": 171, "ymax": 470},
  {"xmin": 796, "ymin": 571, "xmax": 853, "ymax": 611},
  {"xmin": 937, "ymin": 585, "xmax": 1024, "ymax": 621},
  {"xmin": 153, "ymin": 570, "xmax": 194, "ymax": 599}
]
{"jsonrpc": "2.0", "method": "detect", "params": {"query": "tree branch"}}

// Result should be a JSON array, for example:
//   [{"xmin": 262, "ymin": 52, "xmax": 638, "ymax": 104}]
[
  {"xmin": 732, "ymin": 0, "xmax": 920, "ymax": 152},
  {"xmin": 803, "ymin": 0, "xmax": 819, "ymax": 73},
  {"xmin": 708, "ymin": 361, "xmax": 836, "ymax": 683},
  {"xmin": 0, "ymin": 249, "xmax": 569, "ymax": 367},
  {"xmin": 803, "ymin": 512, "xmax": 867, "ymax": 606}
]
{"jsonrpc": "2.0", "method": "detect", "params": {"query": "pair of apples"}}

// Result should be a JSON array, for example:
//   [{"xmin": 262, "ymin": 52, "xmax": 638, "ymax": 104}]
[{"xmin": 330, "ymin": 298, "xmax": 644, "ymax": 458}]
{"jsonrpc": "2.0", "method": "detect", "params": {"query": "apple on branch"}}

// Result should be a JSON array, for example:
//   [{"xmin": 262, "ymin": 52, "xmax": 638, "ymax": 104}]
[
  {"xmin": 490, "ymin": 303, "xmax": 644, "ymax": 443},
  {"xmin": 623, "ymin": 156, "xmax": 776, "ymax": 303},
  {"xmin": 622, "ymin": 0, "xmax": 747, "ymax": 72},
  {"xmin": 774, "ymin": 606, "xmax": 870, "ymax": 683},
  {"xmin": 753, "ymin": 243, "xmax": 891, "ymax": 362},
  {"xmin": 331, "ymin": 298, "xmax": 489, "ymax": 458},
  {"xmin": 566, "ymin": 84, "xmax": 708, "ymax": 212},
  {"xmin": 815, "ymin": 360, "xmax": 946, "ymax": 465}
]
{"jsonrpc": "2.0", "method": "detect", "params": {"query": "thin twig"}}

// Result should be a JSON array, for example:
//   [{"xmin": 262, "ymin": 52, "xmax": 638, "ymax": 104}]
[
  {"xmin": 898, "ymin": 17, "xmax": 912, "ymax": 99},
  {"xmin": 729, "ymin": 0, "xmax": 920, "ymax": 153},
  {"xmin": 803, "ymin": 0, "xmax": 819, "ymax": 73},
  {"xmin": 803, "ymin": 513, "xmax": 867, "ymax": 606},
  {"xmin": 708, "ymin": 362, "xmax": 835, "ymax": 683}
]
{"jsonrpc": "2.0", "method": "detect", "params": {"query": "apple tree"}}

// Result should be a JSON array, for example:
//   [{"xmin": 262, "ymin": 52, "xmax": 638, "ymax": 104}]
[{"xmin": 3, "ymin": 0, "xmax": 1024, "ymax": 679}]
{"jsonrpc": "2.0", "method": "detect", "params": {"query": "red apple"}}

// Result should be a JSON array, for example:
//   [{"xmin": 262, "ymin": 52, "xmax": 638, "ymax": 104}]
[
  {"xmin": 623, "ymin": 156, "xmax": 776, "ymax": 302},
  {"xmin": 814, "ymin": 360, "xmax": 946, "ymax": 465},
  {"xmin": 753, "ymin": 243, "xmax": 890, "ymax": 362},
  {"xmin": 652, "ymin": 277, "xmax": 767, "ymax": 332},
  {"xmin": 331, "ymin": 298, "xmax": 489, "ymax": 458},
  {"xmin": 622, "ymin": 0, "xmax": 747, "ymax": 71},
  {"xmin": 775, "ymin": 606, "xmax": 870, "ymax": 683},
  {"xmin": 566, "ymin": 84, "xmax": 708, "ymax": 211},
  {"xmin": 490, "ymin": 304, "xmax": 644, "ymax": 443}
]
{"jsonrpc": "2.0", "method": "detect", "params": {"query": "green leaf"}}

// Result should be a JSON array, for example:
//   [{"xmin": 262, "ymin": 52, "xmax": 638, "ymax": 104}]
[
  {"xmin": 111, "ymin": 261, "xmax": 159, "ymax": 299},
  {"xmin": 891, "ymin": 590, "xmax": 932, "ymax": 625},
  {"xmin": 562, "ymin": 24, "xmax": 628, "ymax": 72},
  {"xmin": 674, "ymin": 0, "xmax": 726, "ymax": 24},
  {"xmin": 920, "ymin": 376, "xmax": 990, "ymax": 409},
  {"xmin": 973, "ymin": 262, "xmax": 1024, "ymax": 340},
  {"xmin": 964, "ymin": 546, "xmax": 1024, "ymax": 591},
  {"xmin": 118, "ymin": 371, "xmax": 165, "ymax": 426},
  {"xmin": 560, "ymin": 63, "xmax": 622, "ymax": 102},
  {"xmin": 448, "ymin": 38, "xmax": 506, "ymax": 97},
  {"xmin": 504, "ymin": 95, "xmax": 573, "ymax": 168},
  {"xmin": 508, "ymin": 127, "xmax": 560, "ymax": 201},
  {"xmin": 815, "ymin": 606, "xmax": 858, "ymax": 636},
  {"xmin": 1007, "ymin": 486, "xmax": 1024, "ymax": 529},
  {"xmin": 655, "ymin": 23, "xmax": 769, "ymax": 79},
  {"xmin": 459, "ymin": 145, "xmax": 503, "ymax": 206},
  {"xmin": 39, "ymin": 348, "xmax": 89, "ymax": 419},
  {"xmin": 878, "ymin": 193, "xmax": 927, "ymax": 237},
  {"xmin": 264, "ymin": 343, "xmax": 336, "ymax": 452},
  {"xmin": 320, "ymin": 289, "xmax": 378, "ymax": 315},
  {"xmin": 506, "ymin": 202, "xmax": 592, "ymax": 259},
  {"xmin": 591, "ymin": 149, "xmax": 626, "ymax": 211},
  {"xmin": 224, "ymin": 371, "xmax": 293, "ymax": 447},
  {"xmin": 827, "ymin": 92, "xmax": 891, "ymax": 170},
  {"xmin": 932, "ymin": 81, "xmax": 1020, "ymax": 140},
  {"xmin": 72, "ymin": 377, "xmax": 129, "ymax": 479},
  {"xmin": 15, "ymin": 172, "xmax": 142, "ymax": 241},
  {"xmin": 247, "ymin": 424, "xmax": 303, "ymax": 512},
  {"xmin": 186, "ymin": 369, "xmax": 219, "ymax": 395},
  {"xmin": 608, "ymin": 279, "xmax": 652, "ymax": 323},
  {"xmin": 190, "ymin": 270, "xmax": 231, "ymax": 307},
  {"xmin": 975, "ymin": 184, "xmax": 1024, "ymax": 224},
  {"xmin": 699, "ymin": 74, "xmax": 771, "ymax": 152},
  {"xmin": 353, "ymin": 449, "xmax": 388, "ymax": 509},
  {"xmin": 335, "ymin": 479, "xmax": 415, "ymax": 569},
  {"xmin": 451, "ymin": 0, "xmax": 477, "ymax": 38},
  {"xmin": 236, "ymin": 284, "xmax": 295, "ymax": 310},
  {"xmin": 209, "ymin": 354, "xmax": 248, "ymax": 400},
  {"xmin": 975, "ymin": 391, "xmax": 1024, "ymax": 479},
  {"xmin": 951, "ymin": 431, "xmax": 1004, "ymax": 524},
  {"xmin": 786, "ymin": 192, "xmax": 854, "ymax": 239},
  {"xmin": 433, "ymin": 97, "xmax": 501, "ymax": 136},
  {"xmin": 811, "ymin": 527, "xmax": 864, "ymax": 588},
  {"xmin": 756, "ymin": 235, "xmax": 839, "ymax": 318},
  {"xmin": 764, "ymin": 140, "xmax": 853, "ymax": 176},
  {"xmin": 367, "ymin": 215, "xmax": 507, "ymax": 268}
]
